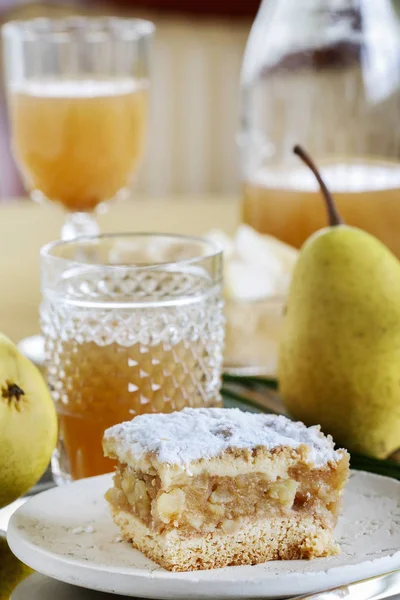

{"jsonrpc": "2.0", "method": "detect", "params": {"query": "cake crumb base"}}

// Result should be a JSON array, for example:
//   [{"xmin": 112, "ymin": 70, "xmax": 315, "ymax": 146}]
[{"xmin": 111, "ymin": 509, "xmax": 339, "ymax": 572}]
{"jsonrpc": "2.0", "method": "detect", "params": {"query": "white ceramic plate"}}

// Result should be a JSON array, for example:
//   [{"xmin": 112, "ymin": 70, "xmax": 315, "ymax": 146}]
[{"xmin": 7, "ymin": 471, "xmax": 400, "ymax": 599}]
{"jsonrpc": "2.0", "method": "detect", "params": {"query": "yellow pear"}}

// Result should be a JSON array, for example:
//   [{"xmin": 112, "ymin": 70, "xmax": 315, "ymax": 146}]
[
  {"xmin": 0, "ymin": 534, "xmax": 33, "ymax": 600},
  {"xmin": 0, "ymin": 333, "xmax": 57, "ymax": 508},
  {"xmin": 279, "ymin": 146, "xmax": 400, "ymax": 459}
]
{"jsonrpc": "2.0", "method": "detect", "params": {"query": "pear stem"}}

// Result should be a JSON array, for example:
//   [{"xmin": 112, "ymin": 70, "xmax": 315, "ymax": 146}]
[{"xmin": 293, "ymin": 145, "xmax": 344, "ymax": 226}]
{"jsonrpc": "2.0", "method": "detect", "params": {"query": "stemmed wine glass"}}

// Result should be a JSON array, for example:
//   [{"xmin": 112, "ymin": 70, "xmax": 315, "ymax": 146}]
[{"xmin": 2, "ymin": 16, "xmax": 154, "ymax": 239}]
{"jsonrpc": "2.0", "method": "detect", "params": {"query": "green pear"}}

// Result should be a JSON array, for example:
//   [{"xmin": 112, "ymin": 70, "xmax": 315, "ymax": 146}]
[
  {"xmin": 279, "ymin": 146, "xmax": 400, "ymax": 459},
  {"xmin": 0, "ymin": 333, "xmax": 57, "ymax": 508}
]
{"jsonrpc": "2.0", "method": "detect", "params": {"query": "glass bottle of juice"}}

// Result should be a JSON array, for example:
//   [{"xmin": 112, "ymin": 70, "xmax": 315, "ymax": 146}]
[{"xmin": 240, "ymin": 0, "xmax": 400, "ymax": 256}]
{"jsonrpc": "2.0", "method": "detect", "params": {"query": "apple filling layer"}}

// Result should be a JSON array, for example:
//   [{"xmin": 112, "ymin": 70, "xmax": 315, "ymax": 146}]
[{"xmin": 106, "ymin": 460, "xmax": 346, "ymax": 537}]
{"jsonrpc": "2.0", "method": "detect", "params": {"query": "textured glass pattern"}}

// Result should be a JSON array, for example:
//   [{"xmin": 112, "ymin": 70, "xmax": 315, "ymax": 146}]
[
  {"xmin": 40, "ymin": 239, "xmax": 224, "ymax": 483},
  {"xmin": 41, "ymin": 269, "xmax": 224, "ymax": 412}
]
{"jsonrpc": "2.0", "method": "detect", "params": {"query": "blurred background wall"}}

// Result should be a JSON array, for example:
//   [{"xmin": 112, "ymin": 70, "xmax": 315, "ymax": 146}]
[{"xmin": 0, "ymin": 0, "xmax": 260, "ymax": 200}]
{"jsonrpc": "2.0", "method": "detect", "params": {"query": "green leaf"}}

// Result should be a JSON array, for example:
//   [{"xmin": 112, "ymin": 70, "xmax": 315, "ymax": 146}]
[{"xmin": 223, "ymin": 373, "xmax": 278, "ymax": 390}]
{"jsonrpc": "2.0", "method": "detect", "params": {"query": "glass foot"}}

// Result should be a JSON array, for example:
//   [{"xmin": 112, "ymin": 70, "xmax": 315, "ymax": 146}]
[{"xmin": 61, "ymin": 212, "xmax": 100, "ymax": 240}]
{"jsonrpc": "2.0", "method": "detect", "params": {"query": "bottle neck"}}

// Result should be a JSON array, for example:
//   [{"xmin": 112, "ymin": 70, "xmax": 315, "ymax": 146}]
[{"xmin": 242, "ymin": 0, "xmax": 368, "ymax": 84}]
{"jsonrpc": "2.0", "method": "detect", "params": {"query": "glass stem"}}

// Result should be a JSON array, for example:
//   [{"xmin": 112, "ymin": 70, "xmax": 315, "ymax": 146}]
[{"xmin": 61, "ymin": 212, "xmax": 100, "ymax": 240}]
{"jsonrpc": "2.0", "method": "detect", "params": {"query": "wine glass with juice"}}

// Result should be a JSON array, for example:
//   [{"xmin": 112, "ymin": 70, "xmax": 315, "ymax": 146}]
[{"xmin": 2, "ymin": 17, "xmax": 154, "ymax": 239}]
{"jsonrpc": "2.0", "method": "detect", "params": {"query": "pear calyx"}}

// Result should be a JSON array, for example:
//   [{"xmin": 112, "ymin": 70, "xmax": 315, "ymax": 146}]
[
  {"xmin": 293, "ymin": 145, "xmax": 344, "ymax": 227},
  {"xmin": 2, "ymin": 381, "xmax": 25, "ymax": 402}
]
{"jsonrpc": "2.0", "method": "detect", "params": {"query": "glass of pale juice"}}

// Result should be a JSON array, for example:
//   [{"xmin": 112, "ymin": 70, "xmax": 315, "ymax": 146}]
[
  {"xmin": 2, "ymin": 17, "xmax": 154, "ymax": 239},
  {"xmin": 40, "ymin": 233, "xmax": 224, "ymax": 483}
]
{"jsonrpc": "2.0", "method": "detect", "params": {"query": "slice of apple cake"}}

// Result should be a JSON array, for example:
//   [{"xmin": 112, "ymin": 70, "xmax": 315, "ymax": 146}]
[{"xmin": 103, "ymin": 408, "xmax": 349, "ymax": 572}]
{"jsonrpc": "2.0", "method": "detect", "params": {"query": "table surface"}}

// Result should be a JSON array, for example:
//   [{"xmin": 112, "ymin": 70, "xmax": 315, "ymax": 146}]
[
  {"xmin": 0, "ymin": 197, "xmax": 239, "ymax": 343},
  {"xmin": 0, "ymin": 198, "xmax": 399, "ymax": 598},
  {"xmin": 0, "ymin": 196, "xmax": 239, "ymax": 599}
]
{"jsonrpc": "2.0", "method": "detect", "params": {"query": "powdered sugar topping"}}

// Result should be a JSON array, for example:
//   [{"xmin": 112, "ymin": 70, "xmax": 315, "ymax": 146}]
[{"xmin": 104, "ymin": 408, "xmax": 343, "ymax": 468}]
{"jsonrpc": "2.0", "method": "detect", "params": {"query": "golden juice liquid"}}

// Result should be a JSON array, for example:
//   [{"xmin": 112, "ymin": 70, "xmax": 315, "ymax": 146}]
[
  {"xmin": 52, "ymin": 339, "xmax": 221, "ymax": 480},
  {"xmin": 10, "ymin": 78, "xmax": 148, "ymax": 211},
  {"xmin": 243, "ymin": 159, "xmax": 400, "ymax": 257}
]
